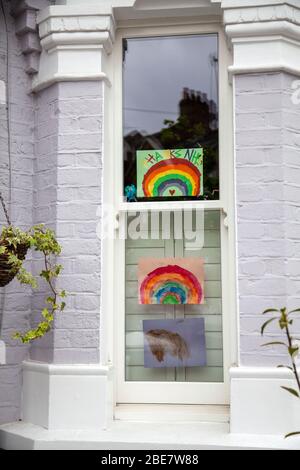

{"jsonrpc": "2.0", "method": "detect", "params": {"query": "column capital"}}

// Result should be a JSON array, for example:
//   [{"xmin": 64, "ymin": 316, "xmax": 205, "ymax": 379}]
[
  {"xmin": 32, "ymin": 5, "xmax": 116, "ymax": 92},
  {"xmin": 221, "ymin": 0, "xmax": 300, "ymax": 77}
]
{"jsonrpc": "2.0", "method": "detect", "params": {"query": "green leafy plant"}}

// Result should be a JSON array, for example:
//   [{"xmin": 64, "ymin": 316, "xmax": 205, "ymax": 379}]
[
  {"xmin": 262, "ymin": 307, "xmax": 300, "ymax": 438},
  {"xmin": 0, "ymin": 191, "xmax": 66, "ymax": 343}
]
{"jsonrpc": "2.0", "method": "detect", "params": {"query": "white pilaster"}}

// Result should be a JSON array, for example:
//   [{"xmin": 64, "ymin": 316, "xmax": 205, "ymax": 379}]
[{"xmin": 22, "ymin": 362, "xmax": 113, "ymax": 430}]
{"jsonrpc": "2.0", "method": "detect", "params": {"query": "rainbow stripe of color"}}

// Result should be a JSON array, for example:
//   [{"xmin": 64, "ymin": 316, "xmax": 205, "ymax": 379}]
[
  {"xmin": 142, "ymin": 159, "xmax": 201, "ymax": 197},
  {"xmin": 140, "ymin": 265, "xmax": 203, "ymax": 305}
]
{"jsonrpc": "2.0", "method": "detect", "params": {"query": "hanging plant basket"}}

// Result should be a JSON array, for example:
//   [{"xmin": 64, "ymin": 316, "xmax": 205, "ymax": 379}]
[
  {"xmin": 0, "ymin": 240, "xmax": 29, "ymax": 287},
  {"xmin": 0, "ymin": 191, "xmax": 29, "ymax": 286}
]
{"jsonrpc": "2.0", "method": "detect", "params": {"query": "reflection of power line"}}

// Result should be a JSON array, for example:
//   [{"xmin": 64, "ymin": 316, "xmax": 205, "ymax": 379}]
[
  {"xmin": 125, "ymin": 107, "xmax": 178, "ymax": 115},
  {"xmin": 209, "ymin": 53, "xmax": 218, "ymax": 101}
]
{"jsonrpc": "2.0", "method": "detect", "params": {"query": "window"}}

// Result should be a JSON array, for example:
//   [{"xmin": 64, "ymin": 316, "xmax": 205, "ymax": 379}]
[
  {"xmin": 123, "ymin": 34, "xmax": 219, "ymax": 201},
  {"xmin": 113, "ymin": 24, "xmax": 235, "ymax": 406}
]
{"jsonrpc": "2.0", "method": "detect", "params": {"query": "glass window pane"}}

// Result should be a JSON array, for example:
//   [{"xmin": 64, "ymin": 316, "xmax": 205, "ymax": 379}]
[
  {"xmin": 123, "ymin": 35, "xmax": 219, "ymax": 201},
  {"xmin": 125, "ymin": 210, "xmax": 224, "ymax": 383}
]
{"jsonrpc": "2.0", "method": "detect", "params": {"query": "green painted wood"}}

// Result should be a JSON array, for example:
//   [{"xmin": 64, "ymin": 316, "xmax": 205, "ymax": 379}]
[
  {"xmin": 126, "ymin": 348, "xmax": 223, "ymax": 367},
  {"xmin": 124, "ymin": 210, "xmax": 223, "ymax": 384},
  {"xmin": 126, "ymin": 230, "xmax": 220, "ymax": 248},
  {"xmin": 126, "ymin": 247, "xmax": 221, "ymax": 264},
  {"xmin": 126, "ymin": 315, "xmax": 222, "ymax": 332},
  {"xmin": 126, "ymin": 366, "xmax": 223, "ymax": 382}
]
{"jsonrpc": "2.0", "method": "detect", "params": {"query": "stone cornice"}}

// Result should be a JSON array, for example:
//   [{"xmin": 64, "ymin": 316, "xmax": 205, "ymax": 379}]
[
  {"xmin": 30, "ymin": 0, "xmax": 300, "ymax": 92},
  {"xmin": 221, "ymin": 0, "xmax": 300, "ymax": 77},
  {"xmin": 223, "ymin": 2, "xmax": 300, "ymax": 29},
  {"xmin": 32, "ymin": 5, "xmax": 116, "ymax": 92},
  {"xmin": 37, "ymin": 6, "xmax": 116, "ymax": 54}
]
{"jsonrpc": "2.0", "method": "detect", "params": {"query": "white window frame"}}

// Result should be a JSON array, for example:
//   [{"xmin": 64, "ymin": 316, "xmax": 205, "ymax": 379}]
[{"xmin": 107, "ymin": 21, "xmax": 237, "ymax": 406}]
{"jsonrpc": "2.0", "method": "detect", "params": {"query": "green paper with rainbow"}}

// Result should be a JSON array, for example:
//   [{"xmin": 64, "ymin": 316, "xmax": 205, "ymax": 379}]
[{"xmin": 137, "ymin": 148, "xmax": 203, "ymax": 198}]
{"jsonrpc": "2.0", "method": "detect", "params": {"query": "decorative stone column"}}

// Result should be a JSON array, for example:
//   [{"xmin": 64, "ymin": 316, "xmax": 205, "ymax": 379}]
[{"xmin": 21, "ymin": 3, "xmax": 115, "ymax": 431}]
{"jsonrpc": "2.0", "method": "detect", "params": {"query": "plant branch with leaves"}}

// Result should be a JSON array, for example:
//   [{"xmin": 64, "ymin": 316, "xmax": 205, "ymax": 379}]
[
  {"xmin": 262, "ymin": 307, "xmax": 300, "ymax": 438},
  {"xmin": 0, "ymin": 191, "xmax": 66, "ymax": 343},
  {"xmin": 13, "ymin": 226, "xmax": 66, "ymax": 343}
]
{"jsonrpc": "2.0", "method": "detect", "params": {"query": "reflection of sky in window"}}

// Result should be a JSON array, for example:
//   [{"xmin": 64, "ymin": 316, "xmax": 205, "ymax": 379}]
[{"xmin": 123, "ymin": 35, "xmax": 218, "ymax": 136}]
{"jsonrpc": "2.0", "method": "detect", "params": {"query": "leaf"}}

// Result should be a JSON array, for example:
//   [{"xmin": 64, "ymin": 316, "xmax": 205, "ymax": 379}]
[
  {"xmin": 277, "ymin": 365, "xmax": 294, "ymax": 372},
  {"xmin": 285, "ymin": 432, "xmax": 300, "ymax": 439},
  {"xmin": 42, "ymin": 308, "xmax": 49, "ymax": 319},
  {"xmin": 289, "ymin": 308, "xmax": 300, "ymax": 315},
  {"xmin": 281, "ymin": 386, "xmax": 300, "ymax": 398},
  {"xmin": 60, "ymin": 302, "xmax": 66, "ymax": 312},
  {"xmin": 288, "ymin": 347, "xmax": 299, "ymax": 358},
  {"xmin": 262, "ymin": 342, "xmax": 287, "ymax": 347},
  {"xmin": 263, "ymin": 308, "xmax": 279, "ymax": 315},
  {"xmin": 261, "ymin": 318, "xmax": 277, "ymax": 335}
]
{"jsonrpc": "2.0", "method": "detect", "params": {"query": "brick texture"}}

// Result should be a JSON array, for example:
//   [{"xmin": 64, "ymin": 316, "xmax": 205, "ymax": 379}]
[
  {"xmin": 1, "ymin": 2, "xmax": 299, "ymax": 427},
  {"xmin": 0, "ymin": 0, "xmax": 34, "ymax": 424},
  {"xmin": 0, "ymin": 1, "xmax": 103, "ymax": 424},
  {"xmin": 30, "ymin": 81, "xmax": 103, "ymax": 364},
  {"xmin": 236, "ymin": 72, "xmax": 300, "ymax": 366}
]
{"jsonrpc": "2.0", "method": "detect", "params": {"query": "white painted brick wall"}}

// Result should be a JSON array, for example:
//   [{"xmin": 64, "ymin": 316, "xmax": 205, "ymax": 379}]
[
  {"xmin": 1, "ymin": 2, "xmax": 299, "ymax": 426},
  {"xmin": 0, "ymin": 0, "xmax": 34, "ymax": 424},
  {"xmin": 236, "ymin": 72, "xmax": 300, "ymax": 366},
  {"xmin": 30, "ymin": 81, "xmax": 103, "ymax": 365}
]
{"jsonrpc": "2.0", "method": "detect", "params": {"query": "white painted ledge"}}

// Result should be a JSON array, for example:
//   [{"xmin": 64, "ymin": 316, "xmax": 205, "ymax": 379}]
[
  {"xmin": 1, "ymin": 421, "xmax": 300, "ymax": 450},
  {"xmin": 22, "ymin": 361, "xmax": 113, "ymax": 431},
  {"xmin": 230, "ymin": 367, "xmax": 300, "ymax": 436}
]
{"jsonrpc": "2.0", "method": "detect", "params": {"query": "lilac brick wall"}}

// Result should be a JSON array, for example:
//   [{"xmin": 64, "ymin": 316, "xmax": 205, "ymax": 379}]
[
  {"xmin": 30, "ymin": 81, "xmax": 103, "ymax": 364},
  {"xmin": 0, "ymin": 0, "xmax": 34, "ymax": 424},
  {"xmin": 0, "ymin": 0, "xmax": 103, "ymax": 421},
  {"xmin": 236, "ymin": 73, "xmax": 300, "ymax": 366},
  {"xmin": 1, "ymin": 0, "xmax": 300, "ymax": 428}
]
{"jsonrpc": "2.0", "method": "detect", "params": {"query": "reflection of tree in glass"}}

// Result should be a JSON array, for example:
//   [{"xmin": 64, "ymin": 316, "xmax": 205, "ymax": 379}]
[
  {"xmin": 124, "ymin": 88, "xmax": 219, "ymax": 200},
  {"xmin": 145, "ymin": 329, "xmax": 190, "ymax": 363}
]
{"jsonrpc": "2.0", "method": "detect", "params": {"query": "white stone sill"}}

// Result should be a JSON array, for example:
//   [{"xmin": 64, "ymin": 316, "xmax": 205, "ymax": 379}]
[{"xmin": 1, "ymin": 421, "xmax": 300, "ymax": 450}]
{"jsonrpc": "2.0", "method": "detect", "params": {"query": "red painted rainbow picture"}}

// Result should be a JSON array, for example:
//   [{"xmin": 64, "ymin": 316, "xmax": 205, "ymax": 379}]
[
  {"xmin": 136, "ymin": 149, "xmax": 203, "ymax": 198},
  {"xmin": 138, "ymin": 258, "xmax": 205, "ymax": 305}
]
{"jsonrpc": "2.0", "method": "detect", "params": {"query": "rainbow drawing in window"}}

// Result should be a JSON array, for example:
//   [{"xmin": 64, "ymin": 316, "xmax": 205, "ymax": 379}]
[
  {"xmin": 138, "ymin": 258, "xmax": 205, "ymax": 305},
  {"xmin": 136, "ymin": 149, "xmax": 203, "ymax": 198}
]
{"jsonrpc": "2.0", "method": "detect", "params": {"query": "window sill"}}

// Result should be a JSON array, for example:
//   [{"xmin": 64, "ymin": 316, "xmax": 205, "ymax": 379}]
[
  {"xmin": 118, "ymin": 200, "xmax": 225, "ymax": 213},
  {"xmin": 114, "ymin": 404, "xmax": 230, "ymax": 424},
  {"xmin": 1, "ymin": 421, "xmax": 299, "ymax": 450}
]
